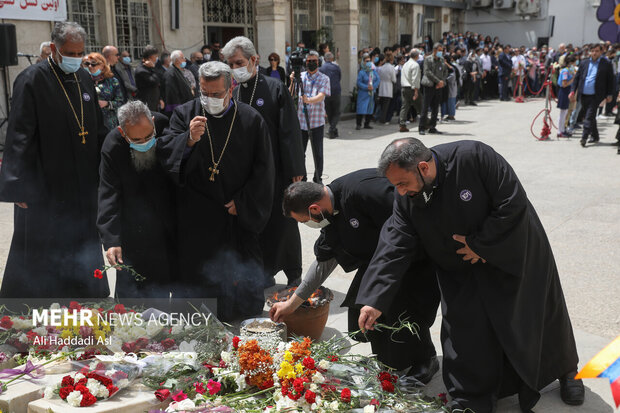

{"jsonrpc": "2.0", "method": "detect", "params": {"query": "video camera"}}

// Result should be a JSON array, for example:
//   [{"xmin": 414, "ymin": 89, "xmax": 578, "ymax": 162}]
[{"xmin": 290, "ymin": 48, "xmax": 310, "ymax": 77}]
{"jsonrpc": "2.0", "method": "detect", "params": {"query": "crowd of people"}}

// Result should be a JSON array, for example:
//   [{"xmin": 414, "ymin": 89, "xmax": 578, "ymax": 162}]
[{"xmin": 0, "ymin": 20, "xmax": 604, "ymax": 413}]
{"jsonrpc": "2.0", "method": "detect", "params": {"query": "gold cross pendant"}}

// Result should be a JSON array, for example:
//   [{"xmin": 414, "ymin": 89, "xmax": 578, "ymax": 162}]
[
  {"xmin": 209, "ymin": 165, "xmax": 220, "ymax": 182},
  {"xmin": 79, "ymin": 130, "xmax": 89, "ymax": 144}
]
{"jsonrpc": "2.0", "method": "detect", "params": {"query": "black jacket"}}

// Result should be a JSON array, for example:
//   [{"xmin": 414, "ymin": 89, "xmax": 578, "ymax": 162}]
[
  {"xmin": 572, "ymin": 57, "xmax": 614, "ymax": 101},
  {"xmin": 163, "ymin": 66, "xmax": 194, "ymax": 107},
  {"xmin": 135, "ymin": 63, "xmax": 161, "ymax": 112}
]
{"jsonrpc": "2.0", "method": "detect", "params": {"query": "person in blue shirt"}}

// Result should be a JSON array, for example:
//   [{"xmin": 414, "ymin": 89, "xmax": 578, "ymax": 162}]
[
  {"xmin": 356, "ymin": 54, "xmax": 380, "ymax": 130},
  {"xmin": 570, "ymin": 44, "xmax": 615, "ymax": 147},
  {"xmin": 557, "ymin": 55, "xmax": 577, "ymax": 138}
]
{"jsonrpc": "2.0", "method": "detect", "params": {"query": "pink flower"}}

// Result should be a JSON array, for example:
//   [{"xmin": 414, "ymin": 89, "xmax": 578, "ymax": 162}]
[
  {"xmin": 171, "ymin": 389, "xmax": 187, "ymax": 402},
  {"xmin": 194, "ymin": 382, "xmax": 206, "ymax": 394},
  {"xmin": 207, "ymin": 379, "xmax": 221, "ymax": 395}
]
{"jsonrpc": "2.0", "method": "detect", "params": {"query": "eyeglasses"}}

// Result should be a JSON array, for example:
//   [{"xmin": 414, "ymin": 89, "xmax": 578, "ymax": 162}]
[
  {"xmin": 269, "ymin": 58, "xmax": 278, "ymax": 62},
  {"xmin": 200, "ymin": 90, "xmax": 228, "ymax": 99},
  {"xmin": 124, "ymin": 129, "xmax": 155, "ymax": 144},
  {"xmin": 83, "ymin": 62, "xmax": 101, "ymax": 67}
]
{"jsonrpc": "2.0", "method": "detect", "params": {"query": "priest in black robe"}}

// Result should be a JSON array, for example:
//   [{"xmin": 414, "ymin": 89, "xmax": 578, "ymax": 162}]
[
  {"xmin": 357, "ymin": 138, "xmax": 583, "ymax": 412},
  {"xmin": 222, "ymin": 36, "xmax": 306, "ymax": 287},
  {"xmin": 0, "ymin": 22, "xmax": 109, "ymax": 298},
  {"xmin": 97, "ymin": 102, "xmax": 177, "ymax": 298},
  {"xmin": 158, "ymin": 61, "xmax": 274, "ymax": 321}
]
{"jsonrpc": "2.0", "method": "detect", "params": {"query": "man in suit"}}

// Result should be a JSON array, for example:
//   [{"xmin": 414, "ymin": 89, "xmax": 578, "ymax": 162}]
[
  {"xmin": 498, "ymin": 45, "xmax": 513, "ymax": 101},
  {"xmin": 570, "ymin": 44, "xmax": 615, "ymax": 147},
  {"xmin": 135, "ymin": 45, "xmax": 164, "ymax": 112}
]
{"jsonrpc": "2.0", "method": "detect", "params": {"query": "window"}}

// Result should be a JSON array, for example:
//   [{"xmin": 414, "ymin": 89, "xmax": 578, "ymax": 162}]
[
  {"xmin": 293, "ymin": 0, "xmax": 316, "ymax": 46},
  {"xmin": 379, "ymin": 2, "xmax": 389, "ymax": 48},
  {"xmin": 67, "ymin": 0, "xmax": 100, "ymax": 53},
  {"xmin": 203, "ymin": 0, "xmax": 255, "ymax": 43},
  {"xmin": 115, "ymin": 0, "xmax": 152, "ymax": 60},
  {"xmin": 359, "ymin": 0, "xmax": 370, "ymax": 49}
]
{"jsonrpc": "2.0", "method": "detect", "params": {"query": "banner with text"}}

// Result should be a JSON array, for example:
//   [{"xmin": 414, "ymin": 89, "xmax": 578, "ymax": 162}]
[{"xmin": 0, "ymin": 0, "xmax": 67, "ymax": 22}]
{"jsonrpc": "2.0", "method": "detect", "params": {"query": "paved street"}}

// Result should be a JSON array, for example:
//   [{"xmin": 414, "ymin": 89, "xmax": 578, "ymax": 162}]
[{"xmin": 1, "ymin": 97, "xmax": 619, "ymax": 411}]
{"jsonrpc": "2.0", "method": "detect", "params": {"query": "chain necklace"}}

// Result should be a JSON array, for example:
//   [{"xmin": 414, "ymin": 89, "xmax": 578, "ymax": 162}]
[
  {"xmin": 47, "ymin": 57, "xmax": 88, "ymax": 144},
  {"xmin": 201, "ymin": 100, "xmax": 238, "ymax": 182},
  {"xmin": 235, "ymin": 73, "xmax": 258, "ymax": 107}
]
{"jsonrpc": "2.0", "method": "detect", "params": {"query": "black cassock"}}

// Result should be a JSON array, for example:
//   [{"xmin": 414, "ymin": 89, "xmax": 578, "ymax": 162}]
[
  {"xmin": 97, "ymin": 113, "xmax": 177, "ymax": 297},
  {"xmin": 235, "ymin": 74, "xmax": 305, "ymax": 283},
  {"xmin": 158, "ymin": 98, "xmax": 274, "ymax": 321},
  {"xmin": 357, "ymin": 141, "xmax": 578, "ymax": 412},
  {"xmin": 315, "ymin": 169, "xmax": 440, "ymax": 370},
  {"xmin": 0, "ymin": 59, "xmax": 108, "ymax": 298}
]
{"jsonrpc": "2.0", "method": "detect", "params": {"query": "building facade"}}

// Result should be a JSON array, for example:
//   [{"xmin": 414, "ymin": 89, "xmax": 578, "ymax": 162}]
[{"xmin": 0, "ymin": 0, "xmax": 466, "ymax": 138}]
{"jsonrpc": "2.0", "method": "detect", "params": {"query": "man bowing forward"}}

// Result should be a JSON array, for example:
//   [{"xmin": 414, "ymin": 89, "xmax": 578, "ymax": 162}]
[{"xmin": 158, "ymin": 62, "xmax": 274, "ymax": 321}]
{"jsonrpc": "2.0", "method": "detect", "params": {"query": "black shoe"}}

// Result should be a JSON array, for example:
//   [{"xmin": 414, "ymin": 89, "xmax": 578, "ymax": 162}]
[
  {"xmin": 333, "ymin": 129, "xmax": 339, "ymax": 138},
  {"xmin": 355, "ymin": 125, "xmax": 361, "ymax": 130},
  {"xmin": 419, "ymin": 130, "xmax": 427, "ymax": 135},
  {"xmin": 363, "ymin": 125, "xmax": 373, "ymax": 129},
  {"xmin": 470, "ymin": 102, "xmax": 478, "ymax": 106},
  {"xmin": 580, "ymin": 139, "xmax": 586, "ymax": 147},
  {"xmin": 399, "ymin": 125, "xmax": 409, "ymax": 132},
  {"xmin": 559, "ymin": 371, "xmax": 585, "ymax": 406},
  {"xmin": 409, "ymin": 356, "xmax": 439, "ymax": 385},
  {"xmin": 428, "ymin": 128, "xmax": 442, "ymax": 134},
  {"xmin": 588, "ymin": 137, "xmax": 599, "ymax": 143},
  {"xmin": 617, "ymin": 147, "xmax": 620, "ymax": 154}
]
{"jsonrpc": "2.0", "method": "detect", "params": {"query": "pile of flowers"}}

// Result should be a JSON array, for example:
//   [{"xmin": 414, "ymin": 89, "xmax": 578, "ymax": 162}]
[{"xmin": 43, "ymin": 364, "xmax": 132, "ymax": 407}]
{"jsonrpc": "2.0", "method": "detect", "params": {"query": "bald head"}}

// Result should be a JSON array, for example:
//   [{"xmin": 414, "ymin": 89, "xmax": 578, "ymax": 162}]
[
  {"xmin": 102, "ymin": 45, "xmax": 119, "ymax": 65},
  {"xmin": 378, "ymin": 138, "xmax": 432, "ymax": 175}
]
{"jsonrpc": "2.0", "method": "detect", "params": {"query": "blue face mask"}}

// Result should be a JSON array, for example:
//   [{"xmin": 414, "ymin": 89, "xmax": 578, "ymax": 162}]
[
  {"xmin": 180, "ymin": 61, "xmax": 187, "ymax": 68},
  {"xmin": 91, "ymin": 69, "xmax": 102, "ymax": 77},
  {"xmin": 436, "ymin": 51, "xmax": 443, "ymax": 59},
  {"xmin": 122, "ymin": 56, "xmax": 131, "ymax": 64},
  {"xmin": 373, "ymin": 57, "xmax": 379, "ymax": 64},
  {"xmin": 58, "ymin": 52, "xmax": 83, "ymax": 74},
  {"xmin": 129, "ymin": 137, "xmax": 156, "ymax": 152},
  {"xmin": 286, "ymin": 46, "xmax": 291, "ymax": 54},
  {"xmin": 365, "ymin": 62, "xmax": 372, "ymax": 69}
]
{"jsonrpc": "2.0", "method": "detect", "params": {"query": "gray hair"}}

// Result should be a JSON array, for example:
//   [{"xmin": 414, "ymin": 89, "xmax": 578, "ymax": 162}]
[
  {"xmin": 324, "ymin": 52, "xmax": 334, "ymax": 61},
  {"xmin": 51, "ymin": 22, "xmax": 87, "ymax": 48},
  {"xmin": 410, "ymin": 48, "xmax": 420, "ymax": 59},
  {"xmin": 199, "ymin": 61, "xmax": 232, "ymax": 89},
  {"xmin": 377, "ymin": 138, "xmax": 432, "ymax": 176},
  {"xmin": 433, "ymin": 42, "xmax": 443, "ymax": 51},
  {"xmin": 220, "ymin": 36, "xmax": 257, "ymax": 60},
  {"xmin": 170, "ymin": 50, "xmax": 183, "ymax": 63},
  {"xmin": 39, "ymin": 41, "xmax": 51, "ymax": 54},
  {"xmin": 117, "ymin": 101, "xmax": 153, "ymax": 131},
  {"xmin": 308, "ymin": 50, "xmax": 319, "ymax": 58}
]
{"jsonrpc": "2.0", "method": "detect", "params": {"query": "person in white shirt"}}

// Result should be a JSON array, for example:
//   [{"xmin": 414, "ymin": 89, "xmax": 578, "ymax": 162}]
[
  {"xmin": 377, "ymin": 52, "xmax": 397, "ymax": 124},
  {"xmin": 399, "ymin": 49, "xmax": 422, "ymax": 132},
  {"xmin": 480, "ymin": 48, "xmax": 493, "ymax": 99}
]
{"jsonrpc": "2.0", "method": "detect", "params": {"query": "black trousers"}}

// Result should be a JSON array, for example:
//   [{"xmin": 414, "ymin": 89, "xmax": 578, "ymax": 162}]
[
  {"xmin": 499, "ymin": 74, "xmax": 510, "ymax": 101},
  {"xmin": 324, "ymin": 94, "xmax": 341, "ymax": 134},
  {"xmin": 378, "ymin": 96, "xmax": 392, "ymax": 123},
  {"xmin": 419, "ymin": 85, "xmax": 440, "ymax": 131},
  {"xmin": 581, "ymin": 94, "xmax": 601, "ymax": 140},
  {"xmin": 302, "ymin": 126, "xmax": 324, "ymax": 183},
  {"xmin": 356, "ymin": 114, "xmax": 371, "ymax": 127}
]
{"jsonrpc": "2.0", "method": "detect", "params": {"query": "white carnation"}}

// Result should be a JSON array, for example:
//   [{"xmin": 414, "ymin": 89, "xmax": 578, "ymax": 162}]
[
  {"xmin": 116, "ymin": 378, "xmax": 129, "ymax": 389},
  {"xmin": 329, "ymin": 400, "xmax": 340, "ymax": 410},
  {"xmin": 311, "ymin": 371, "xmax": 325, "ymax": 384},
  {"xmin": 235, "ymin": 373, "xmax": 247, "ymax": 391},
  {"xmin": 66, "ymin": 390, "xmax": 83, "ymax": 407},
  {"xmin": 166, "ymin": 398, "xmax": 195, "ymax": 412},
  {"xmin": 86, "ymin": 378, "xmax": 101, "ymax": 396},
  {"xmin": 73, "ymin": 373, "xmax": 86, "ymax": 381},
  {"xmin": 18, "ymin": 333, "xmax": 28, "ymax": 343},
  {"xmin": 220, "ymin": 351, "xmax": 232, "ymax": 364},
  {"xmin": 43, "ymin": 386, "xmax": 55, "ymax": 399},
  {"xmin": 99, "ymin": 385, "xmax": 110, "ymax": 398},
  {"xmin": 364, "ymin": 406, "xmax": 376, "ymax": 413},
  {"xmin": 310, "ymin": 383, "xmax": 319, "ymax": 392},
  {"xmin": 32, "ymin": 326, "xmax": 48, "ymax": 336},
  {"xmin": 318, "ymin": 360, "xmax": 330, "ymax": 370},
  {"xmin": 170, "ymin": 324, "xmax": 183, "ymax": 335},
  {"xmin": 145, "ymin": 322, "xmax": 163, "ymax": 337},
  {"xmin": 13, "ymin": 318, "xmax": 33, "ymax": 330},
  {"xmin": 50, "ymin": 303, "xmax": 61, "ymax": 310}
]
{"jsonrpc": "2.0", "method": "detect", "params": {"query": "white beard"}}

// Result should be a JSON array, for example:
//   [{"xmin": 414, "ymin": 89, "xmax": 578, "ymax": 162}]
[{"xmin": 131, "ymin": 146, "xmax": 157, "ymax": 172}]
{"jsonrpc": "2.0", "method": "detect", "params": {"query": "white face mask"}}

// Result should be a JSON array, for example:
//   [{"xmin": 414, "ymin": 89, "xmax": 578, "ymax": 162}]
[
  {"xmin": 303, "ymin": 209, "xmax": 330, "ymax": 229},
  {"xmin": 232, "ymin": 59, "xmax": 254, "ymax": 83},
  {"xmin": 200, "ymin": 91, "xmax": 229, "ymax": 116}
]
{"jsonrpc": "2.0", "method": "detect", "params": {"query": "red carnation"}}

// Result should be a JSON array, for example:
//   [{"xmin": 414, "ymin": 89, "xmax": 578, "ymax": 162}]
[
  {"xmin": 302, "ymin": 356, "xmax": 315, "ymax": 370},
  {"xmin": 161, "ymin": 338, "xmax": 176, "ymax": 349},
  {"xmin": 219, "ymin": 359, "xmax": 226, "ymax": 368},
  {"xmin": 232, "ymin": 336, "xmax": 240, "ymax": 350},
  {"xmin": 328, "ymin": 355, "xmax": 338, "ymax": 362},
  {"xmin": 0, "ymin": 316, "xmax": 13, "ymax": 330},
  {"xmin": 293, "ymin": 377, "xmax": 305, "ymax": 393},
  {"xmin": 194, "ymin": 382, "xmax": 206, "ymax": 394},
  {"xmin": 107, "ymin": 384, "xmax": 119, "ymax": 396},
  {"xmin": 371, "ymin": 398, "xmax": 380, "ymax": 406},
  {"xmin": 61, "ymin": 375, "xmax": 74, "ymax": 387},
  {"xmin": 80, "ymin": 391, "xmax": 97, "ymax": 406},
  {"xmin": 59, "ymin": 385, "xmax": 74, "ymax": 400},
  {"xmin": 75, "ymin": 384, "xmax": 89, "ymax": 395},
  {"xmin": 154, "ymin": 388, "xmax": 170, "ymax": 401},
  {"xmin": 258, "ymin": 378, "xmax": 274, "ymax": 390},
  {"xmin": 304, "ymin": 389, "xmax": 316, "ymax": 404},
  {"xmin": 93, "ymin": 269, "xmax": 103, "ymax": 279},
  {"xmin": 341, "ymin": 387, "xmax": 351, "ymax": 403},
  {"xmin": 113, "ymin": 304, "xmax": 126, "ymax": 314},
  {"xmin": 281, "ymin": 385, "xmax": 289, "ymax": 396},
  {"xmin": 69, "ymin": 301, "xmax": 82, "ymax": 311},
  {"xmin": 79, "ymin": 366, "xmax": 90, "ymax": 375},
  {"xmin": 76, "ymin": 378, "xmax": 88, "ymax": 386},
  {"xmin": 121, "ymin": 341, "xmax": 135, "ymax": 353},
  {"xmin": 135, "ymin": 337, "xmax": 149, "ymax": 349},
  {"xmin": 381, "ymin": 380, "xmax": 395, "ymax": 393}
]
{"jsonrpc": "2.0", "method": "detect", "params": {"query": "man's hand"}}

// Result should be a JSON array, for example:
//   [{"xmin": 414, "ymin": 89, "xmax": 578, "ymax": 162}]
[
  {"xmin": 302, "ymin": 95, "xmax": 312, "ymax": 104},
  {"xmin": 224, "ymin": 200, "xmax": 237, "ymax": 215},
  {"xmin": 436, "ymin": 80, "xmax": 445, "ymax": 89},
  {"xmin": 569, "ymin": 91, "xmax": 576, "ymax": 101},
  {"xmin": 189, "ymin": 116, "xmax": 207, "ymax": 146},
  {"xmin": 453, "ymin": 234, "xmax": 486, "ymax": 264},
  {"xmin": 270, "ymin": 301, "xmax": 295, "ymax": 323},
  {"xmin": 98, "ymin": 100, "xmax": 109, "ymax": 108},
  {"xmin": 358, "ymin": 305, "xmax": 382, "ymax": 332},
  {"xmin": 143, "ymin": 60, "xmax": 154, "ymax": 68},
  {"xmin": 292, "ymin": 176, "xmax": 303, "ymax": 183},
  {"xmin": 159, "ymin": 99, "xmax": 165, "ymax": 110},
  {"xmin": 413, "ymin": 89, "xmax": 419, "ymax": 100},
  {"xmin": 15, "ymin": 202, "xmax": 28, "ymax": 209},
  {"xmin": 106, "ymin": 247, "xmax": 123, "ymax": 268}
]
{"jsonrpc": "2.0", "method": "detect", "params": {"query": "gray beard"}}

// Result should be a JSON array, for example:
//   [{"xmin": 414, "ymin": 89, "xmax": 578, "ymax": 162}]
[{"xmin": 131, "ymin": 146, "xmax": 157, "ymax": 172}]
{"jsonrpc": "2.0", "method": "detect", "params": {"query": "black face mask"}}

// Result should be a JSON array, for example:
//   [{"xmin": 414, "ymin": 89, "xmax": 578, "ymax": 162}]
[
  {"xmin": 307, "ymin": 61, "xmax": 318, "ymax": 71},
  {"xmin": 409, "ymin": 165, "xmax": 434, "ymax": 209}
]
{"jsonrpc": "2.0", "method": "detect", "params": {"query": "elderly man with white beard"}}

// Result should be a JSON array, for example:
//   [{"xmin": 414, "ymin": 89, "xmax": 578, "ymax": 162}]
[{"xmin": 97, "ymin": 101, "xmax": 178, "ymax": 297}]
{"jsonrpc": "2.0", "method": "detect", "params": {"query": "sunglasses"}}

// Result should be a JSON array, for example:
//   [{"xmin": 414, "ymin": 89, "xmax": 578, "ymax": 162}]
[
  {"xmin": 269, "ymin": 58, "xmax": 278, "ymax": 62},
  {"xmin": 83, "ymin": 61, "xmax": 101, "ymax": 67}
]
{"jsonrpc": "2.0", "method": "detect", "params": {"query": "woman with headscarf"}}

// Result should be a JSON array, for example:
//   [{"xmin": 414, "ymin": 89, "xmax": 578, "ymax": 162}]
[{"xmin": 356, "ymin": 53, "xmax": 380, "ymax": 130}]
